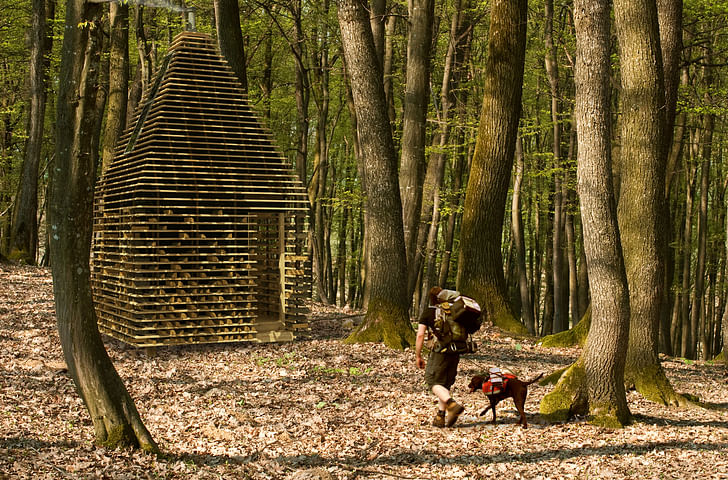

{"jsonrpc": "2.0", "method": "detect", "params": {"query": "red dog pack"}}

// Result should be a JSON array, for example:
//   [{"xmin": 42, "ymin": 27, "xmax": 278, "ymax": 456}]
[{"xmin": 481, "ymin": 367, "xmax": 516, "ymax": 396}]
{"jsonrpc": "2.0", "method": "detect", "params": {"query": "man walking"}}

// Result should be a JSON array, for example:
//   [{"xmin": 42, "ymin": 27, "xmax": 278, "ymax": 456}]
[{"xmin": 415, "ymin": 286, "xmax": 465, "ymax": 427}]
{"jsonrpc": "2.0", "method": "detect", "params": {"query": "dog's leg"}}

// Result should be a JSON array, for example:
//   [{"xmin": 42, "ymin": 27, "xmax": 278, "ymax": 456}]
[
  {"xmin": 513, "ymin": 390, "xmax": 528, "ymax": 428},
  {"xmin": 489, "ymin": 398, "xmax": 498, "ymax": 424}
]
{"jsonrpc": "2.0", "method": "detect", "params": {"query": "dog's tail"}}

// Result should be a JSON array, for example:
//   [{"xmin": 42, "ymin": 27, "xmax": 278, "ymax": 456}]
[{"xmin": 524, "ymin": 373, "xmax": 544, "ymax": 386}]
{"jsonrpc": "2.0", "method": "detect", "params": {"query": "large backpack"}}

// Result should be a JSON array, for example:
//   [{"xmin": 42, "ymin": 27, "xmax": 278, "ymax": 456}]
[{"xmin": 430, "ymin": 291, "xmax": 482, "ymax": 354}]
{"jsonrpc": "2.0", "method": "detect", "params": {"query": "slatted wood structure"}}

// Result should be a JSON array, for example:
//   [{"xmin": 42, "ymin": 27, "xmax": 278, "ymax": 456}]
[{"xmin": 91, "ymin": 31, "xmax": 311, "ymax": 347}]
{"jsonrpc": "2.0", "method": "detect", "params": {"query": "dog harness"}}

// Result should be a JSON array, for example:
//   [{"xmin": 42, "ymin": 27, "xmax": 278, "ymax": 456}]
[{"xmin": 482, "ymin": 370, "xmax": 516, "ymax": 396}]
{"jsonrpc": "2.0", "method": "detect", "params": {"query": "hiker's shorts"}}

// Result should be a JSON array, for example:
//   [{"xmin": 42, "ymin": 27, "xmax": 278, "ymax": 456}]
[{"xmin": 424, "ymin": 351, "xmax": 460, "ymax": 390}]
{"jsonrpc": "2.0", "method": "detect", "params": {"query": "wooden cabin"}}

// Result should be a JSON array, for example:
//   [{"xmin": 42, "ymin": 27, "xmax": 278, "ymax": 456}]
[{"xmin": 91, "ymin": 31, "xmax": 311, "ymax": 347}]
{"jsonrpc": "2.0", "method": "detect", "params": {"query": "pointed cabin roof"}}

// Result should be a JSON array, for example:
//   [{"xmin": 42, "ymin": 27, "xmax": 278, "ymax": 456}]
[{"xmin": 98, "ymin": 31, "xmax": 308, "ymax": 212}]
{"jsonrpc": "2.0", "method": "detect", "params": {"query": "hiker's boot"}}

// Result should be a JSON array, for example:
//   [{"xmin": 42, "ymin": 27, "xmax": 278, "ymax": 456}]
[
  {"xmin": 445, "ymin": 399, "xmax": 464, "ymax": 427},
  {"xmin": 432, "ymin": 410, "xmax": 446, "ymax": 428}
]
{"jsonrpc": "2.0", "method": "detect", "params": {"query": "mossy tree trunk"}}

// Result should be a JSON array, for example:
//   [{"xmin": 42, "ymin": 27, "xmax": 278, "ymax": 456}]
[
  {"xmin": 542, "ymin": 0, "xmax": 631, "ymax": 428},
  {"xmin": 50, "ymin": 0, "xmax": 157, "ymax": 451},
  {"xmin": 540, "ymin": 305, "xmax": 591, "ymax": 348},
  {"xmin": 338, "ymin": 0, "xmax": 413, "ymax": 350},
  {"xmin": 615, "ymin": 0, "xmax": 687, "ymax": 406},
  {"xmin": 455, "ymin": 0, "xmax": 529, "ymax": 337}
]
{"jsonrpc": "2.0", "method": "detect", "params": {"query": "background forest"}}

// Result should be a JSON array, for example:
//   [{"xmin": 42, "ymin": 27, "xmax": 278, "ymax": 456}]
[
  {"xmin": 2, "ymin": 0, "xmax": 728, "ymax": 474},
  {"xmin": 1, "ymin": 1, "xmax": 728, "ymax": 365}
]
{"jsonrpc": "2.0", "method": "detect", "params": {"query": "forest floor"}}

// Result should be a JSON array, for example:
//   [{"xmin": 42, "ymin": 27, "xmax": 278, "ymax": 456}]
[{"xmin": 1, "ymin": 264, "xmax": 728, "ymax": 479}]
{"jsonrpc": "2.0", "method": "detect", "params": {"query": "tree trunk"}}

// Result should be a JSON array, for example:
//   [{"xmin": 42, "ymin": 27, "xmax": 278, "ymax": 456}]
[
  {"xmin": 261, "ymin": 24, "xmax": 273, "ymax": 119},
  {"xmin": 338, "ymin": 0, "xmax": 413, "ymax": 349},
  {"xmin": 658, "ymin": 0, "xmax": 683, "ymax": 357},
  {"xmin": 723, "ymin": 200, "xmax": 728, "ymax": 366},
  {"xmin": 408, "ymin": 0, "xmax": 470, "ymax": 301},
  {"xmin": 100, "ymin": 1, "xmax": 129, "ymax": 172},
  {"xmin": 9, "ymin": 0, "xmax": 53, "ymax": 264},
  {"xmin": 615, "ymin": 0, "xmax": 686, "ymax": 406},
  {"xmin": 400, "ymin": 0, "xmax": 434, "ymax": 280},
  {"xmin": 369, "ymin": 0, "xmax": 386, "ymax": 64},
  {"xmin": 566, "ymin": 190, "xmax": 579, "ymax": 329},
  {"xmin": 51, "ymin": 0, "xmax": 157, "ymax": 451},
  {"xmin": 309, "ymin": 0, "xmax": 334, "ymax": 304},
  {"xmin": 577, "ymin": 237, "xmax": 590, "ymax": 320},
  {"xmin": 541, "ymin": 0, "xmax": 631, "ymax": 427},
  {"xmin": 383, "ymin": 13, "xmax": 397, "ymax": 126},
  {"xmin": 693, "ymin": 81, "xmax": 714, "ymax": 361},
  {"xmin": 456, "ymin": 0, "xmax": 529, "ymax": 336},
  {"xmin": 545, "ymin": 0, "xmax": 566, "ymax": 334},
  {"xmin": 512, "ymin": 134, "xmax": 534, "ymax": 334},
  {"xmin": 214, "ymin": 0, "xmax": 249, "ymax": 93},
  {"xmin": 134, "ymin": 6, "xmax": 152, "ymax": 94},
  {"xmin": 680, "ymin": 163, "xmax": 696, "ymax": 357}
]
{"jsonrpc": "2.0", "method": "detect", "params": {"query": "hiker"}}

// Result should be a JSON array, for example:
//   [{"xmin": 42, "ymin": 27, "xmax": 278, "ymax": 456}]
[{"xmin": 415, "ymin": 286, "xmax": 466, "ymax": 428}]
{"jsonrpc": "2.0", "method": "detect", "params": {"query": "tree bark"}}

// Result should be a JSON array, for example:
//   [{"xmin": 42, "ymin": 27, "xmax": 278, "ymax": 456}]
[
  {"xmin": 400, "ymin": 0, "xmax": 434, "ymax": 282},
  {"xmin": 544, "ymin": 0, "xmax": 566, "ymax": 334},
  {"xmin": 51, "ymin": 0, "xmax": 157, "ymax": 451},
  {"xmin": 512, "ymin": 134, "xmax": 534, "ymax": 334},
  {"xmin": 658, "ymin": 0, "xmax": 683, "ymax": 358},
  {"xmin": 100, "ymin": 1, "xmax": 129, "ymax": 172},
  {"xmin": 308, "ymin": 0, "xmax": 334, "ymax": 304},
  {"xmin": 680, "ymin": 163, "xmax": 696, "ymax": 357},
  {"xmin": 693, "ymin": 65, "xmax": 714, "ymax": 360},
  {"xmin": 616, "ymin": 0, "xmax": 686, "ymax": 406},
  {"xmin": 383, "ymin": 13, "xmax": 397, "ymax": 126},
  {"xmin": 9, "ymin": 0, "xmax": 54, "ymax": 264},
  {"xmin": 456, "ymin": 0, "xmax": 529, "ymax": 336},
  {"xmin": 338, "ymin": 0, "xmax": 413, "ymax": 349},
  {"xmin": 541, "ymin": 0, "xmax": 631, "ymax": 427},
  {"xmin": 724, "ymin": 199, "xmax": 728, "ymax": 366},
  {"xmin": 369, "ymin": 0, "xmax": 386, "ymax": 65},
  {"xmin": 214, "ymin": 0, "xmax": 249, "ymax": 93}
]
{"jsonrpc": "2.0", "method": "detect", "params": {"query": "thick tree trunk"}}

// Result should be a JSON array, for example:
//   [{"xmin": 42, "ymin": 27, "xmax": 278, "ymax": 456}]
[
  {"xmin": 338, "ymin": 0, "xmax": 413, "ymax": 349},
  {"xmin": 214, "ymin": 0, "xmax": 249, "ymax": 93},
  {"xmin": 456, "ymin": 0, "xmax": 528, "ymax": 336},
  {"xmin": 51, "ymin": 0, "xmax": 157, "ymax": 451},
  {"xmin": 400, "ymin": 0, "xmax": 434, "ymax": 281},
  {"xmin": 100, "ymin": 1, "xmax": 129, "ymax": 172},
  {"xmin": 616, "ymin": 0, "xmax": 686, "ymax": 406},
  {"xmin": 541, "ymin": 0, "xmax": 631, "ymax": 427},
  {"xmin": 9, "ymin": 0, "xmax": 53, "ymax": 264}
]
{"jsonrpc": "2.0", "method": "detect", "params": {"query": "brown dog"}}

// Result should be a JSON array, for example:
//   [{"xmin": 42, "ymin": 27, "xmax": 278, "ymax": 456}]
[{"xmin": 468, "ymin": 372, "xmax": 543, "ymax": 428}]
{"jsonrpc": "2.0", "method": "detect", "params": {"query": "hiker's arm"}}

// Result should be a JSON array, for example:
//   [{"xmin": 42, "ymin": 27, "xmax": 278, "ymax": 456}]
[{"xmin": 415, "ymin": 323, "xmax": 427, "ymax": 369}]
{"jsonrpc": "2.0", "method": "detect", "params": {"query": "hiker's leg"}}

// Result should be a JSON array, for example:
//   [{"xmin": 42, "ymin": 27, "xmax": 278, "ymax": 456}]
[{"xmin": 432, "ymin": 384, "xmax": 451, "ymax": 410}]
